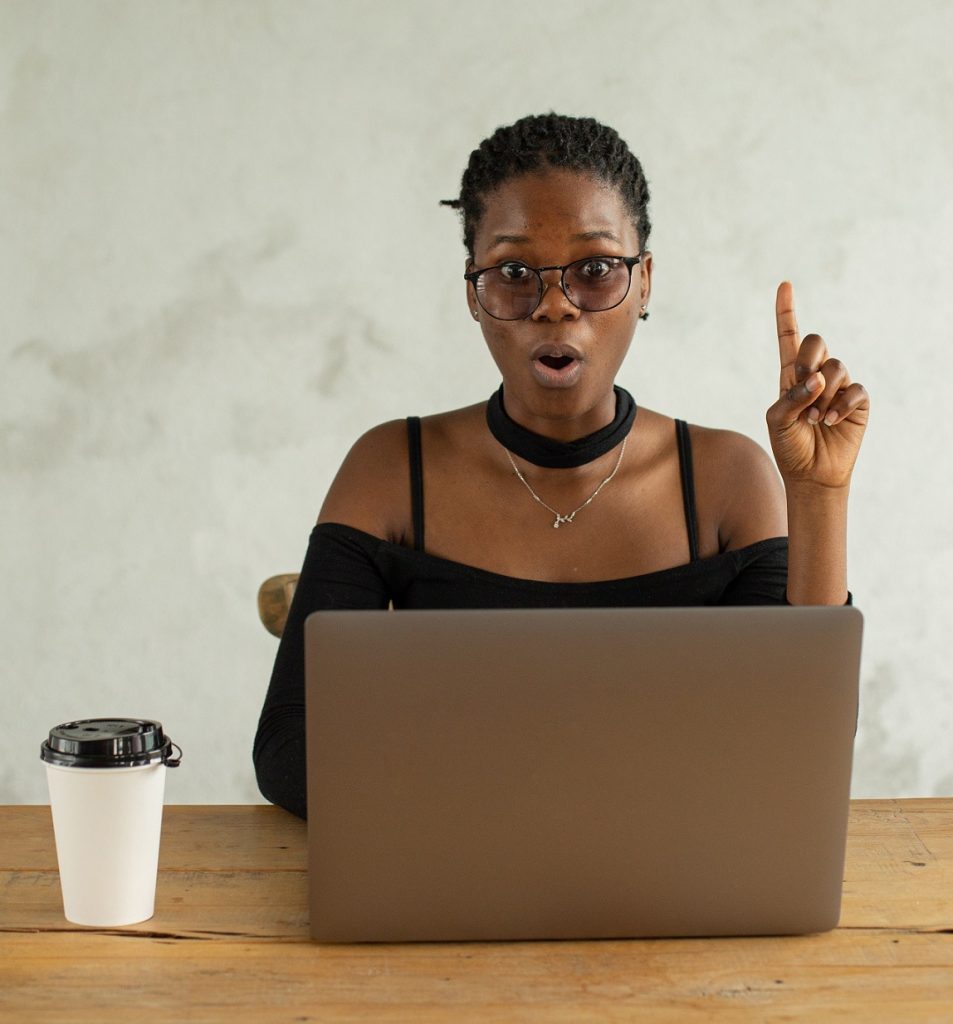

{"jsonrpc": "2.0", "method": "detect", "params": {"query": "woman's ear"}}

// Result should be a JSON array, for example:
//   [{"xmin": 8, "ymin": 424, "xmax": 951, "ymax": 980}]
[
  {"xmin": 638, "ymin": 251, "xmax": 653, "ymax": 317},
  {"xmin": 639, "ymin": 251, "xmax": 653, "ymax": 306},
  {"xmin": 465, "ymin": 260, "xmax": 480, "ymax": 320}
]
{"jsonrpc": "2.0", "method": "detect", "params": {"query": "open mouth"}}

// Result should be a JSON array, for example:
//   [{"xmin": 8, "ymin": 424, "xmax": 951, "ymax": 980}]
[
  {"xmin": 531, "ymin": 347, "xmax": 583, "ymax": 387},
  {"xmin": 538, "ymin": 355, "xmax": 575, "ymax": 370}
]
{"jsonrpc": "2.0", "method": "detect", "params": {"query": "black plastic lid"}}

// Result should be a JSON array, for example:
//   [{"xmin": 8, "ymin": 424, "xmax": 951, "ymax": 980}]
[{"xmin": 40, "ymin": 718, "xmax": 181, "ymax": 769}]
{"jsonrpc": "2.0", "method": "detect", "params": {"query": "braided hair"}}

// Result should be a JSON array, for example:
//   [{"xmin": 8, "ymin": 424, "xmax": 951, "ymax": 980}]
[{"xmin": 441, "ymin": 113, "xmax": 652, "ymax": 263}]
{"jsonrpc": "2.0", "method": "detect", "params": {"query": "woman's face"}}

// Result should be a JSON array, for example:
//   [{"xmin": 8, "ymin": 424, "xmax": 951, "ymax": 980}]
[{"xmin": 468, "ymin": 167, "xmax": 651, "ymax": 432}]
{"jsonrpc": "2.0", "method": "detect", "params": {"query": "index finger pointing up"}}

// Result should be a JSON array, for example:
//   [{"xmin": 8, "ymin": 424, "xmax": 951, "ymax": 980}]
[{"xmin": 776, "ymin": 281, "xmax": 801, "ymax": 393}]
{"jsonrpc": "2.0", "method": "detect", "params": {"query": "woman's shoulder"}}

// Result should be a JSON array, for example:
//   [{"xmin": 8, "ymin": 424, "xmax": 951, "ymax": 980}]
[
  {"xmin": 627, "ymin": 408, "xmax": 772, "ymax": 470},
  {"xmin": 316, "ymin": 403, "xmax": 489, "ymax": 543},
  {"xmin": 338, "ymin": 402, "xmax": 487, "ymax": 460},
  {"xmin": 686, "ymin": 421, "xmax": 776, "ymax": 471},
  {"xmin": 682, "ymin": 420, "xmax": 787, "ymax": 550},
  {"xmin": 316, "ymin": 417, "xmax": 412, "ymax": 543}
]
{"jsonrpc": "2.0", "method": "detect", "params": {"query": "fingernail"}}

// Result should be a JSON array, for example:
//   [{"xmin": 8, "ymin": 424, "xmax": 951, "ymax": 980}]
[
  {"xmin": 807, "ymin": 407, "xmax": 820, "ymax": 423},
  {"xmin": 824, "ymin": 410, "xmax": 838, "ymax": 426},
  {"xmin": 805, "ymin": 373, "xmax": 823, "ymax": 393}
]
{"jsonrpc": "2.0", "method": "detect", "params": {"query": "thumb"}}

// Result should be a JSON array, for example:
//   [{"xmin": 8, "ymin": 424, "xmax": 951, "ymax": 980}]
[{"xmin": 768, "ymin": 370, "xmax": 823, "ymax": 428}]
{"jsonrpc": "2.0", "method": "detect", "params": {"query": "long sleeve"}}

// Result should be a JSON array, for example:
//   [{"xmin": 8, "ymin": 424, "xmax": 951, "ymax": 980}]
[
  {"xmin": 716, "ymin": 537, "xmax": 789, "ymax": 605},
  {"xmin": 715, "ymin": 536, "xmax": 852, "ymax": 606},
  {"xmin": 253, "ymin": 524, "xmax": 390, "ymax": 818}
]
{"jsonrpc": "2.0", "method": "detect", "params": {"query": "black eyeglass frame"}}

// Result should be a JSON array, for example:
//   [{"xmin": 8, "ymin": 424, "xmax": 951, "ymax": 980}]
[{"xmin": 464, "ymin": 254, "xmax": 644, "ymax": 321}]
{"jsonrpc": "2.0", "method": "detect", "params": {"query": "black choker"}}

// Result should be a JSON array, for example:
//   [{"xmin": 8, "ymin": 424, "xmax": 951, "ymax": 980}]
[{"xmin": 486, "ymin": 385, "xmax": 637, "ymax": 469}]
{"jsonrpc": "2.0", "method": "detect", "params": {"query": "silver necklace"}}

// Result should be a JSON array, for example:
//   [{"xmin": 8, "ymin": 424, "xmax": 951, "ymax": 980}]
[{"xmin": 504, "ymin": 437, "xmax": 628, "ymax": 529}]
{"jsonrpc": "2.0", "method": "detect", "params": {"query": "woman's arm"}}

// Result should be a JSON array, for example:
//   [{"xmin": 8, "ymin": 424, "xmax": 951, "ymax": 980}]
[
  {"xmin": 254, "ymin": 420, "xmax": 414, "ymax": 816},
  {"xmin": 765, "ymin": 282, "xmax": 869, "ymax": 605},
  {"xmin": 253, "ymin": 526, "xmax": 391, "ymax": 818}
]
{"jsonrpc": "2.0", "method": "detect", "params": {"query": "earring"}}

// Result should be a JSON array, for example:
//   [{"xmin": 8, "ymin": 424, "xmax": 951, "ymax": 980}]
[{"xmin": 472, "ymin": 310, "xmax": 480, "ymax": 320}]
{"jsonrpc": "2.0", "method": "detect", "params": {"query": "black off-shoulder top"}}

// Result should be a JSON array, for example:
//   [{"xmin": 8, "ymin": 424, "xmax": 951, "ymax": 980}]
[{"xmin": 253, "ymin": 419, "xmax": 789, "ymax": 818}]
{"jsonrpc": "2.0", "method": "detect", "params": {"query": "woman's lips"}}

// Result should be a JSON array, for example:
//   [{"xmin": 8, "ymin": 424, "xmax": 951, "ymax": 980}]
[
  {"xmin": 531, "ymin": 352, "xmax": 583, "ymax": 388},
  {"xmin": 539, "ymin": 354, "xmax": 574, "ymax": 370}
]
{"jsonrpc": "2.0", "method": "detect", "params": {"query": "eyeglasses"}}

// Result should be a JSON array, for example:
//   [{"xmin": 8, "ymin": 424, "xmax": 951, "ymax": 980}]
[{"xmin": 464, "ymin": 254, "xmax": 642, "ymax": 321}]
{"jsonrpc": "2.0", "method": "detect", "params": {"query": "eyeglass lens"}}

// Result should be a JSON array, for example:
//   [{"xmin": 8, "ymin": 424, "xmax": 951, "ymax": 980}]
[{"xmin": 475, "ymin": 257, "xmax": 634, "ymax": 320}]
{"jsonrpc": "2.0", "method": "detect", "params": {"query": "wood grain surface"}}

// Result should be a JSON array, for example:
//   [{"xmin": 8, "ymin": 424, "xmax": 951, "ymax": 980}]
[{"xmin": 3, "ymin": 801, "xmax": 953, "ymax": 1022}]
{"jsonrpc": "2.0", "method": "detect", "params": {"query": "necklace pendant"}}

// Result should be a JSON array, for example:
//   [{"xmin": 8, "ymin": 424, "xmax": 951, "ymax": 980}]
[{"xmin": 503, "ymin": 435, "xmax": 628, "ymax": 533}]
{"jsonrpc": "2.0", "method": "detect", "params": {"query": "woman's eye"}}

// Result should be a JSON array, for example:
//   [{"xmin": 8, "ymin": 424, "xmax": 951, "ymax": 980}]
[
  {"xmin": 580, "ymin": 259, "xmax": 613, "ymax": 279},
  {"xmin": 499, "ymin": 263, "xmax": 531, "ymax": 281}
]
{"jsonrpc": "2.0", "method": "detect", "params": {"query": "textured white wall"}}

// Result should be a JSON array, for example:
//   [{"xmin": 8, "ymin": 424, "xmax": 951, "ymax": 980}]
[{"xmin": 3, "ymin": 0, "xmax": 952, "ymax": 804}]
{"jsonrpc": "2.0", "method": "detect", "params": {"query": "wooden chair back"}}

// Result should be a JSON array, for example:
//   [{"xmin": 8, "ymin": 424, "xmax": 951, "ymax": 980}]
[{"xmin": 257, "ymin": 574, "xmax": 299, "ymax": 638}]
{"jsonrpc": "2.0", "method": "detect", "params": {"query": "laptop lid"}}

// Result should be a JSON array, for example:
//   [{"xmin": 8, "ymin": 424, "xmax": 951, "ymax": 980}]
[{"xmin": 305, "ymin": 606, "xmax": 862, "ymax": 942}]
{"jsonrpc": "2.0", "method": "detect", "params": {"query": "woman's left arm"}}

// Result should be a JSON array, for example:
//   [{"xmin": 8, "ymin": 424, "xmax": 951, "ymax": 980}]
[{"xmin": 765, "ymin": 282, "xmax": 870, "ymax": 605}]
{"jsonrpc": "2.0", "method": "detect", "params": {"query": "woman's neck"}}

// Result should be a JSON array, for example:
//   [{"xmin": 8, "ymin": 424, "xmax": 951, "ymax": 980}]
[{"xmin": 486, "ymin": 385, "xmax": 637, "ymax": 469}]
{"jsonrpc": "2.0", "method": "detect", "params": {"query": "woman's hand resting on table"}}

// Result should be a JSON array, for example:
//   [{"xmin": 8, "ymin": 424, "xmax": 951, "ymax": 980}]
[{"xmin": 766, "ymin": 281, "xmax": 869, "ymax": 490}]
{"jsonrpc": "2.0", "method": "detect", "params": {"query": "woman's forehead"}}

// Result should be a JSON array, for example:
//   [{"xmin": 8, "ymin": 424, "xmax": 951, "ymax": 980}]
[{"xmin": 474, "ymin": 168, "xmax": 638, "ymax": 254}]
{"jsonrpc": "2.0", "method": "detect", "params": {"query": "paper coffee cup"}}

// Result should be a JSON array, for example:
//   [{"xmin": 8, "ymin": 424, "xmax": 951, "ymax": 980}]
[{"xmin": 40, "ymin": 719, "xmax": 182, "ymax": 927}]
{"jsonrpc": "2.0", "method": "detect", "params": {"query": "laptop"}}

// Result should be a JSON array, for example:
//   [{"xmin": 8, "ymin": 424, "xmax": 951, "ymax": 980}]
[{"xmin": 304, "ymin": 605, "xmax": 862, "ymax": 942}]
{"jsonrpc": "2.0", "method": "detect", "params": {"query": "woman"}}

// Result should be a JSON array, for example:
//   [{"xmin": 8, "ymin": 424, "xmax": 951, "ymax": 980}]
[{"xmin": 254, "ymin": 114, "xmax": 868, "ymax": 818}]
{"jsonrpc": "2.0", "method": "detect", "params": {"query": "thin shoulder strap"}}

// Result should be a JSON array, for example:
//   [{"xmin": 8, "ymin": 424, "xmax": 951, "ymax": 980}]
[
  {"xmin": 406, "ymin": 416, "xmax": 425, "ymax": 552},
  {"xmin": 674, "ymin": 419, "xmax": 700, "ymax": 563}
]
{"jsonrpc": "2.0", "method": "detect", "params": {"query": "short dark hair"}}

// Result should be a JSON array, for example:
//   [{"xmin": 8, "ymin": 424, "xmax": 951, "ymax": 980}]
[{"xmin": 441, "ymin": 113, "xmax": 652, "ymax": 259}]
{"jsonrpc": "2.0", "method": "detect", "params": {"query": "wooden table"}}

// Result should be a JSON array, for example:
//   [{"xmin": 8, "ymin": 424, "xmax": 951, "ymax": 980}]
[{"xmin": 3, "ymin": 801, "xmax": 953, "ymax": 1022}]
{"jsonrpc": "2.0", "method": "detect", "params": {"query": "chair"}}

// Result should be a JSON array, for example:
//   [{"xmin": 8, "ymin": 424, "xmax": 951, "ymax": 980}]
[
  {"xmin": 257, "ymin": 574, "xmax": 299, "ymax": 638},
  {"xmin": 258, "ymin": 573, "xmax": 394, "ymax": 637}
]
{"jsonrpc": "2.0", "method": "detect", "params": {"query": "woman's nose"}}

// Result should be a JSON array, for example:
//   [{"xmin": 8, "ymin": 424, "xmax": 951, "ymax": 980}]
[{"xmin": 531, "ymin": 269, "xmax": 580, "ymax": 322}]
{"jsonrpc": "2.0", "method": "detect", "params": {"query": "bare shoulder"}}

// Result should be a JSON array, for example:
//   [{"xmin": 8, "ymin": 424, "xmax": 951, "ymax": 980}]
[
  {"xmin": 688, "ymin": 424, "xmax": 787, "ymax": 549},
  {"xmin": 316, "ymin": 403, "xmax": 488, "ymax": 543},
  {"xmin": 317, "ymin": 418, "xmax": 413, "ymax": 543},
  {"xmin": 689, "ymin": 424, "xmax": 777, "ymax": 478}
]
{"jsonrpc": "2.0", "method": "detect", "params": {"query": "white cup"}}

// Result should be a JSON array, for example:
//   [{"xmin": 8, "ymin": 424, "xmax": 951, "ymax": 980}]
[{"xmin": 40, "ymin": 719, "xmax": 181, "ymax": 927}]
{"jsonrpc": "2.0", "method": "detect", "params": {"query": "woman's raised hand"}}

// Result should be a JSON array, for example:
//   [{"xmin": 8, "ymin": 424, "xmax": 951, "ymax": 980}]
[{"xmin": 766, "ymin": 282, "xmax": 869, "ymax": 491}]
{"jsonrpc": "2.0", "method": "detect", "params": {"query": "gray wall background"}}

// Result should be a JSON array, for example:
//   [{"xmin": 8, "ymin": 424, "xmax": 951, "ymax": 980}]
[{"xmin": 3, "ymin": 0, "xmax": 951, "ymax": 804}]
